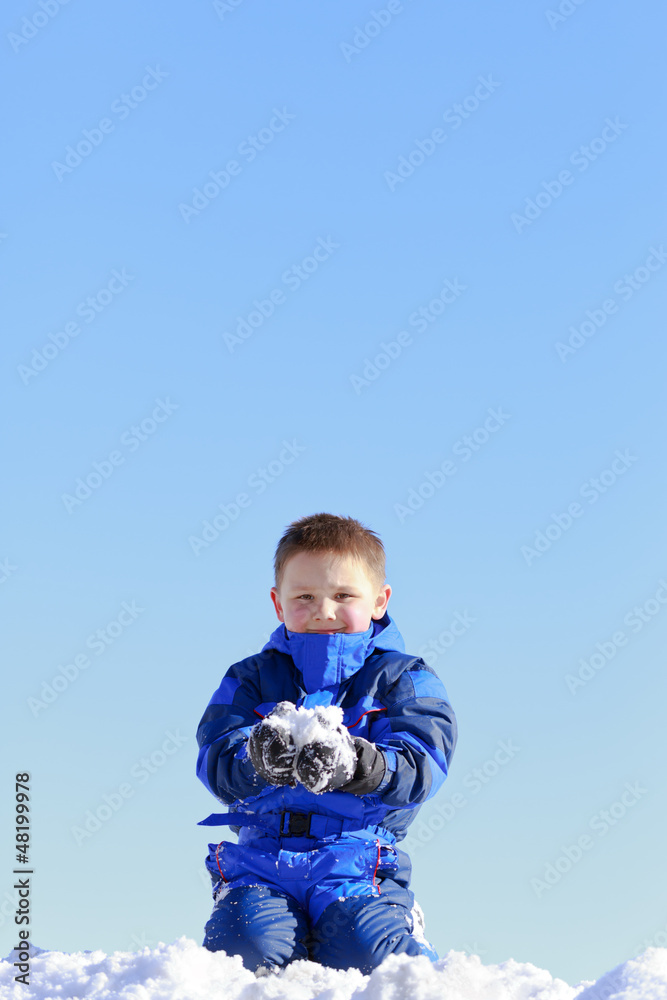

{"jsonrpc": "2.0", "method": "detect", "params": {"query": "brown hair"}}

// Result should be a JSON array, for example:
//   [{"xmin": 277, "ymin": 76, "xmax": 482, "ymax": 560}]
[{"xmin": 273, "ymin": 513, "xmax": 386, "ymax": 593}]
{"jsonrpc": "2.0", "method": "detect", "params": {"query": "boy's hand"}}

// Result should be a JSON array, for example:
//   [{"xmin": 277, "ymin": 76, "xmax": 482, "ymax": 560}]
[
  {"xmin": 247, "ymin": 704, "xmax": 386, "ymax": 795},
  {"xmin": 247, "ymin": 705, "xmax": 297, "ymax": 786},
  {"xmin": 294, "ymin": 738, "xmax": 354, "ymax": 793},
  {"xmin": 294, "ymin": 718, "xmax": 357, "ymax": 793},
  {"xmin": 337, "ymin": 737, "xmax": 386, "ymax": 796}
]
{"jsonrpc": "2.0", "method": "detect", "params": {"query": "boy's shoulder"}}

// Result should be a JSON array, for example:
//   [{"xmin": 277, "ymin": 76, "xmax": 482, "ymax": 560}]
[{"xmin": 352, "ymin": 647, "xmax": 442, "ymax": 695}]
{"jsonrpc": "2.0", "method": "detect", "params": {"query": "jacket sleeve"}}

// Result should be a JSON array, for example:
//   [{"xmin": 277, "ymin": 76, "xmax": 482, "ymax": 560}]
[
  {"xmin": 196, "ymin": 660, "xmax": 269, "ymax": 804},
  {"xmin": 367, "ymin": 659, "xmax": 457, "ymax": 807}
]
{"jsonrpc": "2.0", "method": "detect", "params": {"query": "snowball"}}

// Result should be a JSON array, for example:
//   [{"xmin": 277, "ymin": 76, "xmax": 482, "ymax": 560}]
[{"xmin": 263, "ymin": 702, "xmax": 357, "ymax": 793}]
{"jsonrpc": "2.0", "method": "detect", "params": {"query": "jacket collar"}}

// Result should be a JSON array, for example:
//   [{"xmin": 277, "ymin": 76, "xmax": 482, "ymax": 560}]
[{"xmin": 261, "ymin": 612, "xmax": 405, "ymax": 693}]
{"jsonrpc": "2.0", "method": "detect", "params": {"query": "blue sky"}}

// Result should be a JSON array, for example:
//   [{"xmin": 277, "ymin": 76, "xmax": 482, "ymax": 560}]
[{"xmin": 2, "ymin": 0, "xmax": 666, "ymax": 985}]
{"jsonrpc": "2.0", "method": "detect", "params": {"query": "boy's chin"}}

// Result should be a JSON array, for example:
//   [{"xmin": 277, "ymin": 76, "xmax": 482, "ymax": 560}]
[{"xmin": 292, "ymin": 625, "xmax": 372, "ymax": 635}]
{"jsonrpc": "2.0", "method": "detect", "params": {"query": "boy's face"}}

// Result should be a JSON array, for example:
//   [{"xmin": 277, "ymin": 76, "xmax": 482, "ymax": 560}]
[{"xmin": 270, "ymin": 551, "xmax": 391, "ymax": 634}]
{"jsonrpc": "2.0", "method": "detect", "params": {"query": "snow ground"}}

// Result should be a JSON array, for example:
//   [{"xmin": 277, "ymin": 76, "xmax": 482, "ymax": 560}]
[{"xmin": 1, "ymin": 939, "xmax": 666, "ymax": 1000}]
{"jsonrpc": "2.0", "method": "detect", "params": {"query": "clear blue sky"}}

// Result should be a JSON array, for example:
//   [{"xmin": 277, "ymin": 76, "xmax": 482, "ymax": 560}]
[{"xmin": 2, "ymin": 0, "xmax": 666, "ymax": 985}]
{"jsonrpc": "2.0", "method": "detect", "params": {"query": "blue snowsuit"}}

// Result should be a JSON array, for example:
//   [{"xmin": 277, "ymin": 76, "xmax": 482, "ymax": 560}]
[{"xmin": 196, "ymin": 612, "xmax": 457, "ymax": 973}]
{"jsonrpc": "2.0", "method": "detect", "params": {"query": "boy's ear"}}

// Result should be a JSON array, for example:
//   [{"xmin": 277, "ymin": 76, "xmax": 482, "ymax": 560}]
[
  {"xmin": 372, "ymin": 584, "xmax": 391, "ymax": 618},
  {"xmin": 270, "ymin": 587, "xmax": 284, "ymax": 622}
]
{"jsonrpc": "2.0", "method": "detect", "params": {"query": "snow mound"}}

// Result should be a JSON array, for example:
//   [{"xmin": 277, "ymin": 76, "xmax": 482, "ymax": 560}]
[
  {"xmin": 1, "ymin": 938, "xmax": 666, "ymax": 1000},
  {"xmin": 575, "ymin": 947, "xmax": 667, "ymax": 1000},
  {"xmin": 265, "ymin": 701, "xmax": 357, "ymax": 793}
]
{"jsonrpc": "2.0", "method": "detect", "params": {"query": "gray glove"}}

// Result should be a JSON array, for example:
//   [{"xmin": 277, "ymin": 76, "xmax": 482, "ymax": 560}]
[{"xmin": 247, "ymin": 703, "xmax": 297, "ymax": 786}]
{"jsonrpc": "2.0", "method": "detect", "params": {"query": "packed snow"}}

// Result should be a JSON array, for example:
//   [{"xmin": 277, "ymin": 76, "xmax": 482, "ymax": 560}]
[
  {"xmin": 1, "ymin": 939, "xmax": 666, "ymax": 1000},
  {"xmin": 259, "ymin": 702, "xmax": 358, "ymax": 793}
]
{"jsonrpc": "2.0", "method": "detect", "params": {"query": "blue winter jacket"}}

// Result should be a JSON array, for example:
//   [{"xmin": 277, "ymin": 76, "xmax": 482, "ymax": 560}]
[{"xmin": 196, "ymin": 612, "xmax": 457, "ymax": 844}]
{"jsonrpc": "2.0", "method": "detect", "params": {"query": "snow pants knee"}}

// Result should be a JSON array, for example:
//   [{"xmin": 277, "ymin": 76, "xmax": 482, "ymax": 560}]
[
  {"xmin": 202, "ymin": 834, "xmax": 437, "ymax": 974},
  {"xmin": 204, "ymin": 883, "xmax": 311, "ymax": 971}
]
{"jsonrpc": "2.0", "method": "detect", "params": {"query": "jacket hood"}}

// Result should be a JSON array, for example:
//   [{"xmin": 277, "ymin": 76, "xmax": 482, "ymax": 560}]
[{"xmin": 261, "ymin": 612, "xmax": 405, "ymax": 693}]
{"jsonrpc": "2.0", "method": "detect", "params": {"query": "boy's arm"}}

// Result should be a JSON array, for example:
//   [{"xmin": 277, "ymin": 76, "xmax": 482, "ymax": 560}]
[
  {"xmin": 367, "ymin": 660, "xmax": 457, "ymax": 807},
  {"xmin": 196, "ymin": 661, "xmax": 270, "ymax": 804}
]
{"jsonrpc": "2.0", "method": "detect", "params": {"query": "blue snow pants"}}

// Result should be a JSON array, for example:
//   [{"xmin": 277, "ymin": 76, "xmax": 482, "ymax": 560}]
[{"xmin": 202, "ymin": 829, "xmax": 437, "ymax": 974}]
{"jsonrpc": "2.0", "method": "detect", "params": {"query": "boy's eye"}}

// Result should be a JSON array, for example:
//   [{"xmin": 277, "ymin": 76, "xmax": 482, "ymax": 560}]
[{"xmin": 295, "ymin": 593, "xmax": 352, "ymax": 600}]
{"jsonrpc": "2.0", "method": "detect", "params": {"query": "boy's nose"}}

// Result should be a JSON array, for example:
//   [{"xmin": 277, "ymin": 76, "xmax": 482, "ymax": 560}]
[{"xmin": 313, "ymin": 600, "xmax": 337, "ymax": 619}]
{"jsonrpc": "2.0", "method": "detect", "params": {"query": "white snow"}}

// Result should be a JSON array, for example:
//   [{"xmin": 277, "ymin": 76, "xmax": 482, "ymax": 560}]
[
  {"xmin": 409, "ymin": 902, "xmax": 430, "ymax": 950},
  {"xmin": 267, "ymin": 702, "xmax": 351, "ymax": 755},
  {"xmin": 265, "ymin": 702, "xmax": 357, "ymax": 793},
  {"xmin": 1, "ymin": 940, "xmax": 666, "ymax": 1000}
]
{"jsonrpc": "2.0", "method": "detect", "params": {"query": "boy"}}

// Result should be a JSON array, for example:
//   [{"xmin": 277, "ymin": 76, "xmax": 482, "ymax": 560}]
[{"xmin": 196, "ymin": 513, "xmax": 457, "ymax": 974}]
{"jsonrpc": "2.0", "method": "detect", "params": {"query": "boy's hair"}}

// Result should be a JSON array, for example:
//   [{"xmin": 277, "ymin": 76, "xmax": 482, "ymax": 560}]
[{"xmin": 273, "ymin": 513, "xmax": 386, "ymax": 593}]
